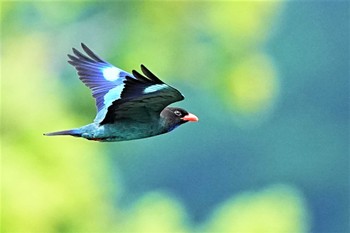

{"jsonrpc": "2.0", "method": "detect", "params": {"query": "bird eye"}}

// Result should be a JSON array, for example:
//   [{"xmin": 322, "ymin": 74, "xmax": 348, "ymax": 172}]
[{"xmin": 174, "ymin": 110, "xmax": 182, "ymax": 116}]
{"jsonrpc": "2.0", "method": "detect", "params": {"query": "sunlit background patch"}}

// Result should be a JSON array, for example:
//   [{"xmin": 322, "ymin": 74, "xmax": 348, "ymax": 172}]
[{"xmin": 228, "ymin": 53, "xmax": 279, "ymax": 126}]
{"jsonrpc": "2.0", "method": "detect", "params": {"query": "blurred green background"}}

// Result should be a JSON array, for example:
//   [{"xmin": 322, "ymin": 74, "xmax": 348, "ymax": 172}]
[{"xmin": 1, "ymin": 1, "xmax": 349, "ymax": 233}]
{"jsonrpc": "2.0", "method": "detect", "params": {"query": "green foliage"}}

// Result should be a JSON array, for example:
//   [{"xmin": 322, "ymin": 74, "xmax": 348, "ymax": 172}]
[
  {"xmin": 2, "ymin": 37, "xmax": 119, "ymax": 232},
  {"xmin": 3, "ymin": 1, "xmax": 347, "ymax": 232}
]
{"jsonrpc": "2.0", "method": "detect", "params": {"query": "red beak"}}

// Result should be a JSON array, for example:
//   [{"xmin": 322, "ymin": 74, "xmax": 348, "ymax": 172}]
[{"xmin": 181, "ymin": 113, "xmax": 199, "ymax": 122}]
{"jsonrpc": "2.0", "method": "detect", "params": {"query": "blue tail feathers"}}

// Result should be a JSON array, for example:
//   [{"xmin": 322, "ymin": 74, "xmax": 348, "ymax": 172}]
[{"xmin": 44, "ymin": 129, "xmax": 81, "ymax": 137}]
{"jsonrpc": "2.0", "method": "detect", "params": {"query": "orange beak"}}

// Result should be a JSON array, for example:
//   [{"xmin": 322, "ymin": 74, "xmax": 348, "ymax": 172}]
[{"xmin": 181, "ymin": 113, "xmax": 199, "ymax": 122}]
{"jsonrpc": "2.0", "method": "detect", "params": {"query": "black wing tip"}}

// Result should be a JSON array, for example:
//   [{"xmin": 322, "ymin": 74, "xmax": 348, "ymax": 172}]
[
  {"xmin": 67, "ymin": 54, "xmax": 77, "ymax": 64},
  {"xmin": 131, "ymin": 70, "xmax": 139, "ymax": 78},
  {"xmin": 132, "ymin": 69, "xmax": 143, "ymax": 77},
  {"xmin": 140, "ymin": 64, "xmax": 164, "ymax": 84},
  {"xmin": 71, "ymin": 48, "xmax": 80, "ymax": 57},
  {"xmin": 131, "ymin": 70, "xmax": 147, "ymax": 83},
  {"xmin": 80, "ymin": 43, "xmax": 104, "ymax": 62},
  {"xmin": 67, "ymin": 60, "xmax": 74, "ymax": 66},
  {"xmin": 81, "ymin": 42, "xmax": 89, "ymax": 52},
  {"xmin": 67, "ymin": 47, "xmax": 81, "ymax": 62},
  {"xmin": 69, "ymin": 43, "xmax": 87, "ymax": 53},
  {"xmin": 140, "ymin": 64, "xmax": 148, "ymax": 72},
  {"xmin": 67, "ymin": 43, "xmax": 104, "ymax": 64},
  {"xmin": 70, "ymin": 43, "xmax": 86, "ymax": 54}
]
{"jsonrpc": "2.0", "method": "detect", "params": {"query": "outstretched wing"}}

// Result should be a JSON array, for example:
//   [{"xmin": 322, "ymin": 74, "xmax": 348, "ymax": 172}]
[
  {"xmin": 67, "ymin": 43, "xmax": 133, "ymax": 123},
  {"xmin": 100, "ymin": 65, "xmax": 184, "ymax": 125}
]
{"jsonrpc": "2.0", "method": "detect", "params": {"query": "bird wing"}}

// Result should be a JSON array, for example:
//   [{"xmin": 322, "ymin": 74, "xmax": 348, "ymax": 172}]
[
  {"xmin": 100, "ymin": 64, "xmax": 184, "ymax": 125},
  {"xmin": 67, "ymin": 43, "xmax": 133, "ymax": 123}
]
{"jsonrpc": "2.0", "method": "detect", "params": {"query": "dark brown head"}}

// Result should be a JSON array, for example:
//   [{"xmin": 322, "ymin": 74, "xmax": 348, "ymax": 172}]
[{"xmin": 160, "ymin": 107, "xmax": 198, "ymax": 132}]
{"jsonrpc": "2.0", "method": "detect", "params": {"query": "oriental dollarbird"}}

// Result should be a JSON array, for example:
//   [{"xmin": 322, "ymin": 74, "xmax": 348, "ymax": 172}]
[{"xmin": 44, "ymin": 43, "xmax": 198, "ymax": 142}]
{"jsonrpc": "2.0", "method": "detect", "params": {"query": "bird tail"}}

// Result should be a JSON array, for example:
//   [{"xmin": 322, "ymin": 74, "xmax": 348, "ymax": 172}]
[{"xmin": 44, "ymin": 128, "xmax": 82, "ymax": 137}]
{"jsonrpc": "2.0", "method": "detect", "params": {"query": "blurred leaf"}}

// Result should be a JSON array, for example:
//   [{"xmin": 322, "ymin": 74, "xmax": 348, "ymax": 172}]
[
  {"xmin": 122, "ymin": 192, "xmax": 190, "ymax": 233},
  {"xmin": 204, "ymin": 185, "xmax": 309, "ymax": 233},
  {"xmin": 226, "ymin": 53, "xmax": 279, "ymax": 127}
]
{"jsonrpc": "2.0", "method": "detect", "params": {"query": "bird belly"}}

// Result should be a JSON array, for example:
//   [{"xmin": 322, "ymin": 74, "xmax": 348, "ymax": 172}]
[{"xmin": 81, "ymin": 122, "xmax": 163, "ymax": 142}]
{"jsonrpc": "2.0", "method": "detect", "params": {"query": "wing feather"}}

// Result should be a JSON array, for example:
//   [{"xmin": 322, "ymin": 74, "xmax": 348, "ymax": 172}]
[
  {"xmin": 100, "ymin": 65, "xmax": 184, "ymax": 125},
  {"xmin": 67, "ymin": 44, "xmax": 184, "ymax": 125},
  {"xmin": 67, "ymin": 43, "xmax": 133, "ymax": 123}
]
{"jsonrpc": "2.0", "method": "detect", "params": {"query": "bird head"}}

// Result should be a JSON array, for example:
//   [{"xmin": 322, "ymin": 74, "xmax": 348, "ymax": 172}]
[{"xmin": 161, "ymin": 107, "xmax": 198, "ymax": 132}]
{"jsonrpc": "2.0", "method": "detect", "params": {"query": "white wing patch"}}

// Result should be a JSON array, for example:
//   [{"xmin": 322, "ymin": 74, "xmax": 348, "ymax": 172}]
[
  {"xmin": 102, "ymin": 66, "xmax": 122, "ymax": 81},
  {"xmin": 143, "ymin": 84, "xmax": 168, "ymax": 94},
  {"xmin": 94, "ymin": 84, "xmax": 124, "ymax": 123}
]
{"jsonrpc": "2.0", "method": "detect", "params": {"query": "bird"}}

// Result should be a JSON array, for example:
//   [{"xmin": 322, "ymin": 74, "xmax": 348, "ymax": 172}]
[{"xmin": 44, "ymin": 43, "xmax": 198, "ymax": 142}]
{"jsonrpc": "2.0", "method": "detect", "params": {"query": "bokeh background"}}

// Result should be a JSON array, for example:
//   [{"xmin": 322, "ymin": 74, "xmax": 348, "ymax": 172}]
[{"xmin": 1, "ymin": 1, "xmax": 349, "ymax": 233}]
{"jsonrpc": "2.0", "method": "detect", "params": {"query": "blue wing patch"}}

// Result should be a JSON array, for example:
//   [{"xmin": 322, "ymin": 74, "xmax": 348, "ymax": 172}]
[
  {"xmin": 68, "ymin": 43, "xmax": 134, "ymax": 123},
  {"xmin": 68, "ymin": 44, "xmax": 183, "ymax": 125}
]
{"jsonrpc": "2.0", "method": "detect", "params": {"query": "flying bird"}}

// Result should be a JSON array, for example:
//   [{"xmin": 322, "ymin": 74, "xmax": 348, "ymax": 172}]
[{"xmin": 44, "ymin": 43, "xmax": 198, "ymax": 142}]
